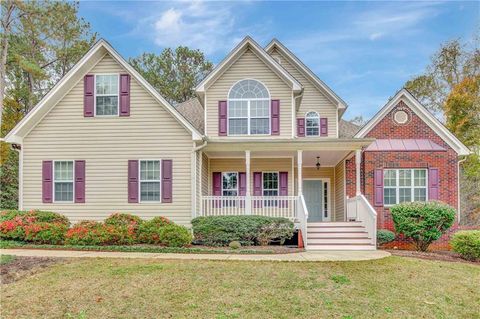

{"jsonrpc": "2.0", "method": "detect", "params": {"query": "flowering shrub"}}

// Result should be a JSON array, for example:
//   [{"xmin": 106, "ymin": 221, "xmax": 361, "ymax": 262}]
[
  {"xmin": 104, "ymin": 213, "xmax": 143, "ymax": 240},
  {"xmin": 0, "ymin": 210, "xmax": 69, "ymax": 241},
  {"xmin": 23, "ymin": 222, "xmax": 68, "ymax": 244},
  {"xmin": 137, "ymin": 217, "xmax": 174, "ymax": 244},
  {"xmin": 65, "ymin": 221, "xmax": 135, "ymax": 246}
]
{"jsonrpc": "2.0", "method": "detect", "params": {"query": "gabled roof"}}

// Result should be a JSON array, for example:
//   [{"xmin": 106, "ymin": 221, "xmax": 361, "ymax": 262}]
[
  {"xmin": 355, "ymin": 88, "xmax": 471, "ymax": 156},
  {"xmin": 4, "ymin": 39, "xmax": 203, "ymax": 143},
  {"xmin": 195, "ymin": 36, "xmax": 302, "ymax": 96},
  {"xmin": 265, "ymin": 39, "xmax": 348, "ymax": 114},
  {"xmin": 176, "ymin": 98, "xmax": 204, "ymax": 134}
]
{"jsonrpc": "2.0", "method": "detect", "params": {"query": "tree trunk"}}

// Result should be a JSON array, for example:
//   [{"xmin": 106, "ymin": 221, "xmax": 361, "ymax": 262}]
[{"xmin": 0, "ymin": 0, "xmax": 16, "ymax": 129}]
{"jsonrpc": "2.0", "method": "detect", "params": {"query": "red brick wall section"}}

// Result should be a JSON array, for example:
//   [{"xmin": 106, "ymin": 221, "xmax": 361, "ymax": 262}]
[{"xmin": 349, "ymin": 100, "xmax": 461, "ymax": 250}]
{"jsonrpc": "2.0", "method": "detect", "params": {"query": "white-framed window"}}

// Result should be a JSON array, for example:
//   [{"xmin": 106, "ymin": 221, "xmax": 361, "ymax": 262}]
[
  {"xmin": 95, "ymin": 74, "xmax": 119, "ymax": 116},
  {"xmin": 222, "ymin": 172, "xmax": 238, "ymax": 196},
  {"xmin": 228, "ymin": 79, "xmax": 270, "ymax": 135},
  {"xmin": 384, "ymin": 169, "xmax": 428, "ymax": 206},
  {"xmin": 305, "ymin": 111, "xmax": 320, "ymax": 136},
  {"xmin": 139, "ymin": 160, "xmax": 161, "ymax": 202},
  {"xmin": 262, "ymin": 172, "xmax": 279, "ymax": 196},
  {"xmin": 54, "ymin": 161, "xmax": 74, "ymax": 202}
]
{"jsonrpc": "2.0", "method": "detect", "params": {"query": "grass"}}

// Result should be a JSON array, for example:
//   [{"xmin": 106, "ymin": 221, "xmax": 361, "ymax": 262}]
[
  {"xmin": 0, "ymin": 240, "xmax": 278, "ymax": 254},
  {"xmin": 0, "ymin": 254, "xmax": 16, "ymax": 265},
  {"xmin": 1, "ymin": 256, "xmax": 479, "ymax": 318}
]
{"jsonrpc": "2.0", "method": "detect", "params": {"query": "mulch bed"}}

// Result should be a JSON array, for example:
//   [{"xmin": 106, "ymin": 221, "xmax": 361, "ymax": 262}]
[
  {"xmin": 386, "ymin": 249, "xmax": 479, "ymax": 265},
  {"xmin": 1, "ymin": 256, "xmax": 64, "ymax": 285}
]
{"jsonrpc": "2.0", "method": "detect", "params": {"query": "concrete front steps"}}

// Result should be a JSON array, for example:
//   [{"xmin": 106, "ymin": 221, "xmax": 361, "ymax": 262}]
[{"xmin": 306, "ymin": 221, "xmax": 376, "ymax": 251}]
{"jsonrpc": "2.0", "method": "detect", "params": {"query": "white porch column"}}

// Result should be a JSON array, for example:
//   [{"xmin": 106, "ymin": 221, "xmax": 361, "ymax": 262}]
[
  {"xmin": 297, "ymin": 150, "xmax": 303, "ymax": 196},
  {"xmin": 245, "ymin": 150, "xmax": 251, "ymax": 214},
  {"xmin": 355, "ymin": 149, "xmax": 361, "ymax": 196}
]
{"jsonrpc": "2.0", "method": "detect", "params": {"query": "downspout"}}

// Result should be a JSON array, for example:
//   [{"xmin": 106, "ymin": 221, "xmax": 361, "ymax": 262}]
[
  {"xmin": 191, "ymin": 139, "xmax": 207, "ymax": 219},
  {"xmin": 193, "ymin": 139, "xmax": 208, "ymax": 152},
  {"xmin": 457, "ymin": 155, "xmax": 468, "ymax": 224}
]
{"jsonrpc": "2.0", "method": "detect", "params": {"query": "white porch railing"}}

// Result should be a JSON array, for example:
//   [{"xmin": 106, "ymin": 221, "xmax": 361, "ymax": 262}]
[
  {"xmin": 346, "ymin": 195, "xmax": 377, "ymax": 246},
  {"xmin": 296, "ymin": 195, "xmax": 309, "ymax": 249},
  {"xmin": 200, "ymin": 196, "xmax": 299, "ymax": 220}
]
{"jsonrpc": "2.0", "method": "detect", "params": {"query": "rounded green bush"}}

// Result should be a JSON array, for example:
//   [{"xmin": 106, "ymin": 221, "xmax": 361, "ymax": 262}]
[
  {"xmin": 377, "ymin": 229, "xmax": 395, "ymax": 246},
  {"xmin": 391, "ymin": 201, "xmax": 455, "ymax": 251},
  {"xmin": 137, "ymin": 217, "xmax": 173, "ymax": 244},
  {"xmin": 158, "ymin": 224, "xmax": 192, "ymax": 247},
  {"xmin": 229, "ymin": 241, "xmax": 241, "ymax": 249},
  {"xmin": 65, "ymin": 221, "xmax": 135, "ymax": 246},
  {"xmin": 451, "ymin": 230, "xmax": 480, "ymax": 261}
]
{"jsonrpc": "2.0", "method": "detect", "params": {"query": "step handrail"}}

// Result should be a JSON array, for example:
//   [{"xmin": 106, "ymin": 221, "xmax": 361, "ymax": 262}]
[
  {"xmin": 346, "ymin": 195, "xmax": 377, "ymax": 246},
  {"xmin": 297, "ymin": 194, "xmax": 309, "ymax": 249}
]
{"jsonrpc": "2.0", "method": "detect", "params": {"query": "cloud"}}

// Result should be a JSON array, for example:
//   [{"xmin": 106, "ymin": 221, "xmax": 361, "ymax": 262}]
[{"xmin": 146, "ymin": 1, "xmax": 270, "ymax": 55}]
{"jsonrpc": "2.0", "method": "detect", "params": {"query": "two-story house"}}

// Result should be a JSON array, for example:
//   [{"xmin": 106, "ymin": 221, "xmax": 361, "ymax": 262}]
[{"xmin": 4, "ymin": 37, "xmax": 470, "ymax": 250}]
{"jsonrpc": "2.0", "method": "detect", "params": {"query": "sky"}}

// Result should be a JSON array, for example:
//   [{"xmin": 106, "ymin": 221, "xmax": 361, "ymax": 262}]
[{"xmin": 79, "ymin": 1, "xmax": 479, "ymax": 120}]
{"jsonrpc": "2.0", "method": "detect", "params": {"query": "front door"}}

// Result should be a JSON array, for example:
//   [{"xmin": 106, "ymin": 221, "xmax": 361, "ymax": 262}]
[{"xmin": 303, "ymin": 180, "xmax": 329, "ymax": 222}]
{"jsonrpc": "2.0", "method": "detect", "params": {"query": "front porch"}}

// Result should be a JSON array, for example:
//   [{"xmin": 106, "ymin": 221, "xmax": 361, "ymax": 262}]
[{"xmin": 194, "ymin": 139, "xmax": 378, "ymax": 250}]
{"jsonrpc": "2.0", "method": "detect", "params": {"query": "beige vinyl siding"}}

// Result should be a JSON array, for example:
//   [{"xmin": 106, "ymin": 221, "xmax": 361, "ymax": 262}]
[
  {"xmin": 208, "ymin": 158, "xmax": 293, "ymax": 195},
  {"xmin": 201, "ymin": 152, "xmax": 209, "ymax": 196},
  {"xmin": 22, "ymin": 54, "xmax": 194, "ymax": 225},
  {"xmin": 270, "ymin": 49, "xmax": 338, "ymax": 137},
  {"xmin": 205, "ymin": 48, "xmax": 293, "ymax": 138},
  {"xmin": 334, "ymin": 160, "xmax": 345, "ymax": 221}
]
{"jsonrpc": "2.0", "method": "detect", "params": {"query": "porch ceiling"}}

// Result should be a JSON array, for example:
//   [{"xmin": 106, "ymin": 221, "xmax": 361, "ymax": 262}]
[{"xmin": 204, "ymin": 149, "xmax": 354, "ymax": 166}]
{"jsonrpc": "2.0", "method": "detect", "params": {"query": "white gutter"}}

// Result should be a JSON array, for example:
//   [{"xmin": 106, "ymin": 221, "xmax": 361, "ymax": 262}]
[
  {"xmin": 457, "ymin": 155, "xmax": 468, "ymax": 223},
  {"xmin": 193, "ymin": 140, "xmax": 208, "ymax": 152}
]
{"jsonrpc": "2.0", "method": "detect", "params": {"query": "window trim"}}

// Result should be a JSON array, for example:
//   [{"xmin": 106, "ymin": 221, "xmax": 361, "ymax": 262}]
[
  {"xmin": 227, "ymin": 79, "xmax": 271, "ymax": 136},
  {"xmin": 94, "ymin": 73, "xmax": 120, "ymax": 117},
  {"xmin": 138, "ymin": 159, "xmax": 162, "ymax": 203},
  {"xmin": 383, "ymin": 168, "xmax": 428, "ymax": 206},
  {"xmin": 221, "ymin": 171, "xmax": 239, "ymax": 197},
  {"xmin": 262, "ymin": 171, "xmax": 279, "ymax": 197},
  {"xmin": 305, "ymin": 111, "xmax": 320, "ymax": 137},
  {"xmin": 53, "ymin": 160, "xmax": 75, "ymax": 203}
]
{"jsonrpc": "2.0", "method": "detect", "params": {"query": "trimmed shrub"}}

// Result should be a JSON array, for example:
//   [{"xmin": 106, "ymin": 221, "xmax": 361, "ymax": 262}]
[
  {"xmin": 0, "ymin": 210, "xmax": 69, "ymax": 226},
  {"xmin": 137, "ymin": 217, "xmax": 174, "ymax": 244},
  {"xmin": 0, "ymin": 210, "xmax": 69, "ymax": 241},
  {"xmin": 377, "ymin": 229, "xmax": 395, "ymax": 246},
  {"xmin": 23, "ymin": 222, "xmax": 68, "ymax": 245},
  {"xmin": 192, "ymin": 215, "xmax": 295, "ymax": 246},
  {"xmin": 229, "ymin": 241, "xmax": 241, "ymax": 250},
  {"xmin": 65, "ymin": 221, "xmax": 135, "ymax": 246},
  {"xmin": 157, "ymin": 224, "xmax": 192, "ymax": 247},
  {"xmin": 258, "ymin": 219, "xmax": 295, "ymax": 246},
  {"xmin": 451, "ymin": 230, "xmax": 480, "ymax": 261},
  {"xmin": 105, "ymin": 213, "xmax": 142, "ymax": 227},
  {"xmin": 391, "ymin": 201, "xmax": 455, "ymax": 251}
]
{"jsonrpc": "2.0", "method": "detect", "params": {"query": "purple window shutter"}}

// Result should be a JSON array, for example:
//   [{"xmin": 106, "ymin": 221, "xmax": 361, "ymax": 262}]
[
  {"xmin": 218, "ymin": 101, "xmax": 227, "ymax": 136},
  {"xmin": 128, "ymin": 160, "xmax": 139, "ymax": 203},
  {"xmin": 253, "ymin": 172, "xmax": 263, "ymax": 208},
  {"xmin": 119, "ymin": 74, "xmax": 130, "ymax": 116},
  {"xmin": 279, "ymin": 171, "xmax": 288, "ymax": 208},
  {"xmin": 74, "ymin": 160, "xmax": 86, "ymax": 203},
  {"xmin": 271, "ymin": 100, "xmax": 280, "ymax": 135},
  {"xmin": 297, "ymin": 118, "xmax": 305, "ymax": 137},
  {"xmin": 162, "ymin": 160, "xmax": 173, "ymax": 203},
  {"xmin": 42, "ymin": 161, "xmax": 53, "ymax": 203},
  {"xmin": 374, "ymin": 169, "xmax": 384, "ymax": 206},
  {"xmin": 84, "ymin": 75, "xmax": 94, "ymax": 117},
  {"xmin": 428, "ymin": 168, "xmax": 439, "ymax": 200},
  {"xmin": 239, "ymin": 172, "xmax": 246, "ymax": 196},
  {"xmin": 320, "ymin": 118, "xmax": 328, "ymax": 136},
  {"xmin": 212, "ymin": 172, "xmax": 222, "ymax": 196}
]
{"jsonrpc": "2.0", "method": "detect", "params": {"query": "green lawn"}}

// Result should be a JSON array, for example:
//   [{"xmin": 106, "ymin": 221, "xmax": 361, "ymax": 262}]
[{"xmin": 1, "ymin": 256, "xmax": 479, "ymax": 318}]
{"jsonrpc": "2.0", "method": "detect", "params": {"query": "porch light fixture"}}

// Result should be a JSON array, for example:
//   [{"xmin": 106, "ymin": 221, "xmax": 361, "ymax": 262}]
[{"xmin": 316, "ymin": 156, "xmax": 321, "ymax": 170}]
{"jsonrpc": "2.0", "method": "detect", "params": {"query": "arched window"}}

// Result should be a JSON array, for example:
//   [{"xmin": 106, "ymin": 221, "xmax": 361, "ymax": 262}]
[
  {"xmin": 305, "ymin": 111, "xmax": 319, "ymax": 136},
  {"xmin": 228, "ymin": 79, "xmax": 270, "ymax": 135}
]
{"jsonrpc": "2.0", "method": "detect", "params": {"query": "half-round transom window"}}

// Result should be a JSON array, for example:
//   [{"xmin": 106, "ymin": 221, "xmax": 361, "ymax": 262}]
[
  {"xmin": 305, "ymin": 111, "xmax": 320, "ymax": 136},
  {"xmin": 228, "ymin": 79, "xmax": 270, "ymax": 135}
]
